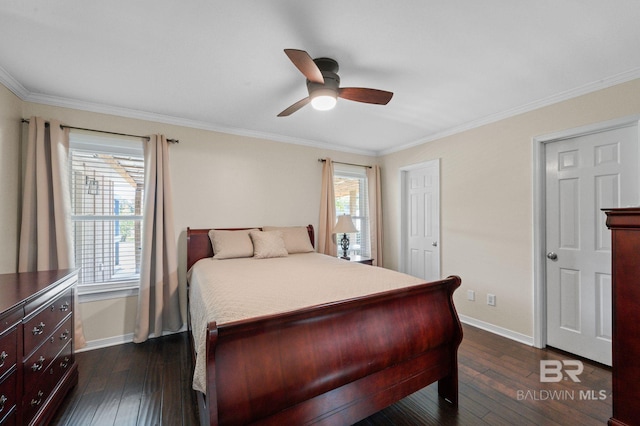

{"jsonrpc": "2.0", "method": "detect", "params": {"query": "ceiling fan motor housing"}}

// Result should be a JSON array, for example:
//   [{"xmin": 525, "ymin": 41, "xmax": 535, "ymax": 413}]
[
  {"xmin": 314, "ymin": 57, "xmax": 339, "ymax": 73},
  {"xmin": 307, "ymin": 73, "xmax": 339, "ymax": 94},
  {"xmin": 307, "ymin": 57, "xmax": 340, "ymax": 97}
]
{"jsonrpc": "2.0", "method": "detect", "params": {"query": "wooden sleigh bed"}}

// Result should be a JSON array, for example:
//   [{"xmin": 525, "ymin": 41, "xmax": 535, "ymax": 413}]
[{"xmin": 186, "ymin": 225, "xmax": 462, "ymax": 426}]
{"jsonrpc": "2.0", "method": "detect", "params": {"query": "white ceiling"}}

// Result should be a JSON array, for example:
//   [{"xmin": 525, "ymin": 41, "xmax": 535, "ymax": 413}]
[{"xmin": 2, "ymin": 1, "xmax": 640, "ymax": 155}]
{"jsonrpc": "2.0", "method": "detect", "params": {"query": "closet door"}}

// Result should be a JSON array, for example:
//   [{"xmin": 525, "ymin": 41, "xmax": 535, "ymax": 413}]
[{"xmin": 545, "ymin": 124, "xmax": 638, "ymax": 365}]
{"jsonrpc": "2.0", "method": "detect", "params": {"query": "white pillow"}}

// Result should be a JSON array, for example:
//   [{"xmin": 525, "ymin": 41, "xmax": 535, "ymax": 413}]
[
  {"xmin": 262, "ymin": 226, "xmax": 314, "ymax": 254},
  {"xmin": 249, "ymin": 230, "xmax": 288, "ymax": 259},
  {"xmin": 208, "ymin": 229, "xmax": 257, "ymax": 259}
]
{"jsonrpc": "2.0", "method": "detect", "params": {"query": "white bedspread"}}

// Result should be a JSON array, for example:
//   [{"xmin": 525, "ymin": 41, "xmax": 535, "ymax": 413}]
[{"xmin": 188, "ymin": 252, "xmax": 424, "ymax": 394}]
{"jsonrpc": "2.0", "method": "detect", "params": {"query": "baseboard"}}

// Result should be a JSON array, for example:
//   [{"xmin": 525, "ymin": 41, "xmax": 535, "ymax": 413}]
[
  {"xmin": 76, "ymin": 324, "xmax": 189, "ymax": 353},
  {"xmin": 78, "ymin": 318, "xmax": 531, "ymax": 353},
  {"xmin": 459, "ymin": 314, "xmax": 534, "ymax": 346},
  {"xmin": 76, "ymin": 333, "xmax": 134, "ymax": 352}
]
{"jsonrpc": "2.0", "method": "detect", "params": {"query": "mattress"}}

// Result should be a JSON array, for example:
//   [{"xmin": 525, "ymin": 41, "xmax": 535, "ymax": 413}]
[{"xmin": 187, "ymin": 252, "xmax": 424, "ymax": 394}]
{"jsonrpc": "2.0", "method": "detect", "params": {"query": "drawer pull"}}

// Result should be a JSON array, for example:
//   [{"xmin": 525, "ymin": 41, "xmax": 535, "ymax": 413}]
[
  {"xmin": 60, "ymin": 302, "xmax": 70, "ymax": 312},
  {"xmin": 32, "ymin": 322, "xmax": 46, "ymax": 335},
  {"xmin": 60, "ymin": 356, "xmax": 70, "ymax": 369},
  {"xmin": 31, "ymin": 356, "xmax": 45, "ymax": 372},
  {"xmin": 30, "ymin": 390, "xmax": 44, "ymax": 407},
  {"xmin": 0, "ymin": 394, "xmax": 6, "ymax": 412},
  {"xmin": 0, "ymin": 350, "xmax": 7, "ymax": 367},
  {"xmin": 60, "ymin": 329, "xmax": 70, "ymax": 340}
]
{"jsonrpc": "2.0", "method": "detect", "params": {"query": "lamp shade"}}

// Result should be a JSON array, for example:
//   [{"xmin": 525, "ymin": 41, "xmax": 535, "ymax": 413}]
[{"xmin": 333, "ymin": 215, "xmax": 358, "ymax": 234}]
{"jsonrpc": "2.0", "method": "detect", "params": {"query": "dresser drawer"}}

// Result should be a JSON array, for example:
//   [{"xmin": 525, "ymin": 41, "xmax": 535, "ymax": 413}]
[
  {"xmin": 22, "ymin": 340, "xmax": 72, "ymax": 425},
  {"xmin": 22, "ymin": 289, "xmax": 72, "ymax": 358},
  {"xmin": 0, "ymin": 330, "xmax": 16, "ymax": 381},
  {"xmin": 22, "ymin": 385, "xmax": 50, "ymax": 425},
  {"xmin": 0, "ymin": 308, "xmax": 21, "ymax": 338},
  {"xmin": 0, "ymin": 306, "xmax": 21, "ymax": 383},
  {"xmin": 0, "ymin": 369, "xmax": 16, "ymax": 425},
  {"xmin": 23, "ymin": 316, "xmax": 72, "ymax": 395}
]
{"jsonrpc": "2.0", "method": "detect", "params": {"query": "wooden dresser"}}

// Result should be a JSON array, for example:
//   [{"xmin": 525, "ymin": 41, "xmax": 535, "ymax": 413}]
[
  {"xmin": 0, "ymin": 269, "xmax": 78, "ymax": 426},
  {"xmin": 605, "ymin": 208, "xmax": 640, "ymax": 426}
]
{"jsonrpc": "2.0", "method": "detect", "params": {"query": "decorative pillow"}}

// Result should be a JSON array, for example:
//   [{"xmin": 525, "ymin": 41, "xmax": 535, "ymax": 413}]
[
  {"xmin": 262, "ymin": 226, "xmax": 314, "ymax": 254},
  {"xmin": 208, "ymin": 229, "xmax": 257, "ymax": 259},
  {"xmin": 249, "ymin": 230, "xmax": 288, "ymax": 259}
]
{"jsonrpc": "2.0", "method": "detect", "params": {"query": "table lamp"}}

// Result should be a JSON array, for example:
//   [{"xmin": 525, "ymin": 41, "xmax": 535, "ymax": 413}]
[{"xmin": 333, "ymin": 215, "xmax": 358, "ymax": 260}]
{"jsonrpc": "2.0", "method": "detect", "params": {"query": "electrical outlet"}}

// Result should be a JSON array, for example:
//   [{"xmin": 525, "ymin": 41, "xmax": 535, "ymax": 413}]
[
  {"xmin": 487, "ymin": 293, "xmax": 496, "ymax": 306},
  {"xmin": 467, "ymin": 290, "xmax": 475, "ymax": 301}
]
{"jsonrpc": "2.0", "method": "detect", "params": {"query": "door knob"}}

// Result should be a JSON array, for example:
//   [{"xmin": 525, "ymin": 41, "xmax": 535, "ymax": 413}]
[
  {"xmin": 432, "ymin": 241, "xmax": 438, "ymax": 247},
  {"xmin": 547, "ymin": 252, "xmax": 558, "ymax": 260}
]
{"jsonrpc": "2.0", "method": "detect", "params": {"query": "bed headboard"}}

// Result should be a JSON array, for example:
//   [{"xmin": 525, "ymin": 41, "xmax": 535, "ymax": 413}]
[{"xmin": 186, "ymin": 225, "xmax": 315, "ymax": 271}]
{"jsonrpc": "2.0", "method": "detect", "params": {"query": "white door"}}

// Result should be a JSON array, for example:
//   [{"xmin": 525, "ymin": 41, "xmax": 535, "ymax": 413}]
[
  {"xmin": 402, "ymin": 161, "xmax": 440, "ymax": 281},
  {"xmin": 545, "ymin": 124, "xmax": 639, "ymax": 365}
]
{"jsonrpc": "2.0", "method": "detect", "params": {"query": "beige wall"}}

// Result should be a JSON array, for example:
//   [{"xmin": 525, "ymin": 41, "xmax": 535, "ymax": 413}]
[
  {"xmin": 78, "ymin": 296, "xmax": 138, "ymax": 343},
  {"xmin": 6, "ymin": 78, "xmax": 640, "ymax": 345},
  {"xmin": 0, "ymin": 85, "xmax": 22, "ymax": 273},
  {"xmin": 380, "ymin": 78, "xmax": 640, "ymax": 338},
  {"xmin": 21, "ymin": 101, "xmax": 376, "ymax": 344}
]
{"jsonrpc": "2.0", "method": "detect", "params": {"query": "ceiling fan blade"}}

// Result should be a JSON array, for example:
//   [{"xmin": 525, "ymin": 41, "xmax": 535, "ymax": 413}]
[
  {"xmin": 284, "ymin": 49, "xmax": 324, "ymax": 84},
  {"xmin": 277, "ymin": 97, "xmax": 311, "ymax": 117},
  {"xmin": 338, "ymin": 88, "xmax": 393, "ymax": 105}
]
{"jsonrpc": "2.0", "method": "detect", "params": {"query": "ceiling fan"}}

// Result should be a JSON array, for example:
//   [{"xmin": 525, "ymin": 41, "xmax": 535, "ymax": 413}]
[{"xmin": 277, "ymin": 49, "xmax": 393, "ymax": 117}]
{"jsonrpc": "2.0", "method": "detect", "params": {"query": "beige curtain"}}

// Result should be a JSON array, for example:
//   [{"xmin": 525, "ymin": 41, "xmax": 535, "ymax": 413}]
[
  {"xmin": 134, "ymin": 135, "xmax": 181, "ymax": 343},
  {"xmin": 18, "ymin": 117, "xmax": 87, "ymax": 349},
  {"xmin": 318, "ymin": 158, "xmax": 337, "ymax": 256},
  {"xmin": 367, "ymin": 165, "xmax": 384, "ymax": 266}
]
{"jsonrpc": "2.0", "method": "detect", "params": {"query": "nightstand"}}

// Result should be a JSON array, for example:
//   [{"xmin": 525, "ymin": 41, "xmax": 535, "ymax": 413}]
[{"xmin": 339, "ymin": 255, "xmax": 374, "ymax": 265}]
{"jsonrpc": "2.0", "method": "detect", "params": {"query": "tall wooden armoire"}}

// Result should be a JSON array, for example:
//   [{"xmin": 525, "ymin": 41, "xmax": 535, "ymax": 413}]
[{"xmin": 605, "ymin": 208, "xmax": 640, "ymax": 426}]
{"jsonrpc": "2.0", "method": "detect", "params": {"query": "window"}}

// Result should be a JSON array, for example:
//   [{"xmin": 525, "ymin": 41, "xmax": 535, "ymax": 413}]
[
  {"xmin": 69, "ymin": 131, "xmax": 145, "ymax": 295},
  {"xmin": 333, "ymin": 164, "xmax": 370, "ymax": 257}
]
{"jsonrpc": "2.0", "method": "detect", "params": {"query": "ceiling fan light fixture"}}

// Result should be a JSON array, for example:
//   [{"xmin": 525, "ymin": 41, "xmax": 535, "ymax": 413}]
[
  {"xmin": 310, "ymin": 89, "xmax": 337, "ymax": 111},
  {"xmin": 278, "ymin": 49, "xmax": 393, "ymax": 117}
]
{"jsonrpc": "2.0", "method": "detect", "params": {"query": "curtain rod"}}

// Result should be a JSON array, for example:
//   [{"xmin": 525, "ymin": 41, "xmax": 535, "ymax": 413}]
[
  {"xmin": 21, "ymin": 119, "xmax": 179, "ymax": 144},
  {"xmin": 318, "ymin": 158, "xmax": 372, "ymax": 169}
]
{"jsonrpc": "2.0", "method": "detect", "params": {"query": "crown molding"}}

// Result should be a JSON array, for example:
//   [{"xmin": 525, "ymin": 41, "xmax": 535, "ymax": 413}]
[
  {"xmin": 0, "ymin": 65, "xmax": 30, "ymax": 99},
  {"xmin": 20, "ymin": 91, "xmax": 377, "ymax": 157},
  {"xmin": 4, "ymin": 63, "xmax": 638, "ymax": 158},
  {"xmin": 377, "ymin": 68, "xmax": 640, "ymax": 156}
]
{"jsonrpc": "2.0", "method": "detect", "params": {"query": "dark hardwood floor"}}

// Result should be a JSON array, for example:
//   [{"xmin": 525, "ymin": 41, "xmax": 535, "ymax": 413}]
[
  {"xmin": 357, "ymin": 325, "xmax": 612, "ymax": 426},
  {"xmin": 51, "ymin": 324, "xmax": 611, "ymax": 425},
  {"xmin": 51, "ymin": 332, "xmax": 198, "ymax": 426}
]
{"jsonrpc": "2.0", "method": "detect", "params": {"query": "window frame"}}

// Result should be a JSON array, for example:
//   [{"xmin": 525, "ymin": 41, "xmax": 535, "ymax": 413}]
[
  {"xmin": 333, "ymin": 164, "xmax": 371, "ymax": 258},
  {"xmin": 69, "ymin": 131, "xmax": 145, "ymax": 302}
]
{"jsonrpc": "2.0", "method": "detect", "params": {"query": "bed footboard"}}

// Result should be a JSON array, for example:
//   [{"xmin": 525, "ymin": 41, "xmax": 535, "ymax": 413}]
[{"xmin": 202, "ymin": 275, "xmax": 462, "ymax": 425}]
